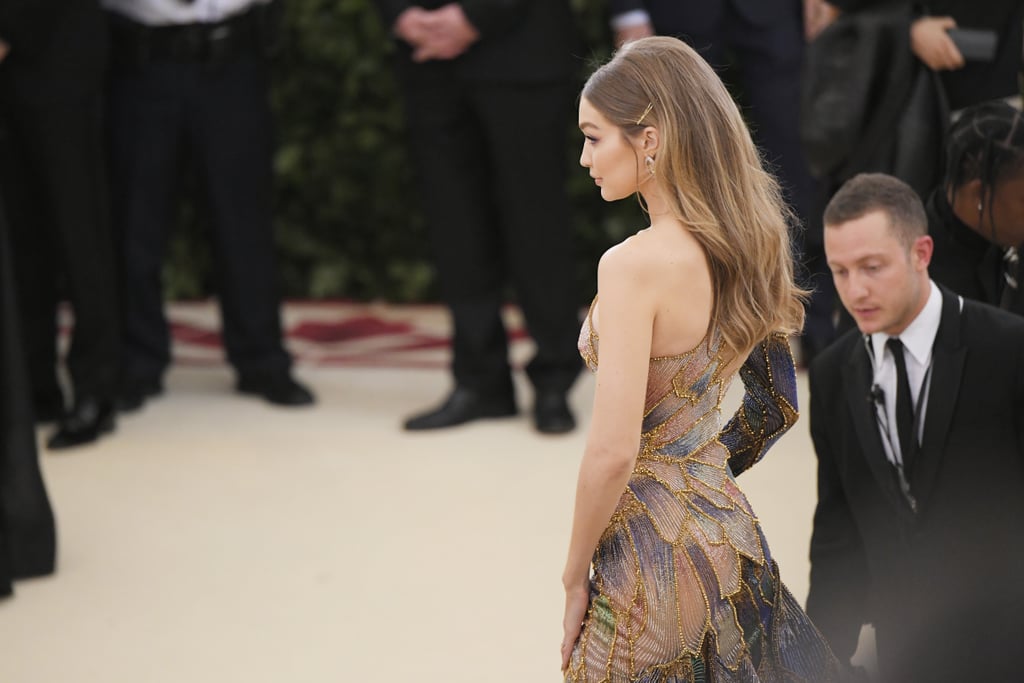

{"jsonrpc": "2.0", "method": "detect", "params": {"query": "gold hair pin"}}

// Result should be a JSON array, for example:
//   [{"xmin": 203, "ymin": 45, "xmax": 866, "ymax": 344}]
[{"xmin": 635, "ymin": 102, "xmax": 654, "ymax": 126}]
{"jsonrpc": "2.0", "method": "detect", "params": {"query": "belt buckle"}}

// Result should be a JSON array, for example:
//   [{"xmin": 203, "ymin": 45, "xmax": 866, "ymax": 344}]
[{"xmin": 206, "ymin": 24, "xmax": 234, "ymax": 63}]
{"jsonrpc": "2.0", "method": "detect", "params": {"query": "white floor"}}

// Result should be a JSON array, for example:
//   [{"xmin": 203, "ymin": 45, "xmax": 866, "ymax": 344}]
[{"xmin": 0, "ymin": 337, "xmax": 866, "ymax": 682}]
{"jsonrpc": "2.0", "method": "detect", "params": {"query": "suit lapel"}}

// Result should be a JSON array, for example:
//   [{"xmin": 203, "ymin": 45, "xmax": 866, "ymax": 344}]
[
  {"xmin": 843, "ymin": 338, "xmax": 911, "ymax": 517},
  {"xmin": 913, "ymin": 287, "xmax": 966, "ymax": 510}
]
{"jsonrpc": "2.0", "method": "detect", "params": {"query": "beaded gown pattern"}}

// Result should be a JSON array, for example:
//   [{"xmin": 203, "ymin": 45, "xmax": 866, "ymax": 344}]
[{"xmin": 566, "ymin": 304, "xmax": 840, "ymax": 683}]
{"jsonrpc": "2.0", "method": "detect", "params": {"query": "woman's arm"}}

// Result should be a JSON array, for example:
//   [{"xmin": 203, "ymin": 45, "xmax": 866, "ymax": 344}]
[
  {"xmin": 560, "ymin": 246, "xmax": 655, "ymax": 667},
  {"xmin": 720, "ymin": 332, "xmax": 800, "ymax": 477}
]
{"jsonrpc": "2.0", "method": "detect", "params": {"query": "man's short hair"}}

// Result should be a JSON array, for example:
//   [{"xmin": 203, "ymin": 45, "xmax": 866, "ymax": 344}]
[{"xmin": 823, "ymin": 173, "xmax": 927, "ymax": 248}]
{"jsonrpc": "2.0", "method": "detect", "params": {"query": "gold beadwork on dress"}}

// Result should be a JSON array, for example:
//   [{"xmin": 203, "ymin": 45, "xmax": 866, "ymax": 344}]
[{"xmin": 569, "ymin": 300, "xmax": 840, "ymax": 682}]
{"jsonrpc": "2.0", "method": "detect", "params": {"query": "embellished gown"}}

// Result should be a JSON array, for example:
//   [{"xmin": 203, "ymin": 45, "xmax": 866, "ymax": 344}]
[{"xmin": 566, "ymin": 304, "xmax": 841, "ymax": 683}]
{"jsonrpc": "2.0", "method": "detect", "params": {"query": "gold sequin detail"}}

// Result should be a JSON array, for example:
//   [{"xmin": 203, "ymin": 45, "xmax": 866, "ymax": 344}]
[{"xmin": 570, "ymin": 306, "xmax": 839, "ymax": 682}]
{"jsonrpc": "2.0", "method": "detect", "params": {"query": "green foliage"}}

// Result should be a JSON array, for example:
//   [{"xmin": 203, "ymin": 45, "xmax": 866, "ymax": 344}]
[{"xmin": 165, "ymin": 0, "xmax": 644, "ymax": 303}]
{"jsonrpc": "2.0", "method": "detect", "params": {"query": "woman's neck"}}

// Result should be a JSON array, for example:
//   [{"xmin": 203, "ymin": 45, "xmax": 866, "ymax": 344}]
[{"xmin": 639, "ymin": 186, "xmax": 671, "ymax": 220}]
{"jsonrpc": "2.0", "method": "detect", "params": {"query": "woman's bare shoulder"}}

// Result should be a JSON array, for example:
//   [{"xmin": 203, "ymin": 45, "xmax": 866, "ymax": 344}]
[
  {"xmin": 597, "ymin": 236, "xmax": 656, "ymax": 283},
  {"xmin": 602, "ymin": 225, "xmax": 706, "ymax": 280}
]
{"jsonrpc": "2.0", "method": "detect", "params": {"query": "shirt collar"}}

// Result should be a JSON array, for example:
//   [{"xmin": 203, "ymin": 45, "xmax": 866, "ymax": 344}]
[{"xmin": 869, "ymin": 280, "xmax": 942, "ymax": 366}]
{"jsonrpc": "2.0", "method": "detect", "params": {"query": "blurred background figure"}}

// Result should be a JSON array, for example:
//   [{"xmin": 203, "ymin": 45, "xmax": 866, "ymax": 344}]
[
  {"xmin": 102, "ymin": 0, "xmax": 314, "ymax": 411},
  {"xmin": 0, "ymin": 193, "xmax": 58, "ymax": 598},
  {"xmin": 928, "ymin": 101, "xmax": 1024, "ymax": 315},
  {"xmin": 0, "ymin": 0, "xmax": 120, "ymax": 449},
  {"xmin": 802, "ymin": 0, "xmax": 1023, "ymax": 193},
  {"xmin": 372, "ymin": 1, "xmax": 583, "ymax": 434},
  {"xmin": 608, "ymin": 0, "xmax": 833, "ymax": 365}
]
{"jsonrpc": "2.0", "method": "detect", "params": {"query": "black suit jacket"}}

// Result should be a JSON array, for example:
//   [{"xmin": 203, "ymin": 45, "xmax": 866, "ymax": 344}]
[
  {"xmin": 608, "ymin": 0, "xmax": 798, "ymax": 32},
  {"xmin": 0, "ymin": 0, "xmax": 107, "ymax": 104},
  {"xmin": 806, "ymin": 285, "xmax": 1024, "ymax": 682},
  {"xmin": 372, "ymin": 0, "xmax": 576, "ymax": 83},
  {"xmin": 826, "ymin": 0, "xmax": 1024, "ymax": 110}
]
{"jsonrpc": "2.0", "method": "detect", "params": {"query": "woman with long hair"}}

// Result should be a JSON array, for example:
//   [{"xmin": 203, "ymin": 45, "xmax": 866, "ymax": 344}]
[{"xmin": 560, "ymin": 37, "xmax": 842, "ymax": 682}]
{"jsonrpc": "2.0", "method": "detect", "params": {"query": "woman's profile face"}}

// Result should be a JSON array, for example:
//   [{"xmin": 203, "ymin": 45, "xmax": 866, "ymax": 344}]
[{"xmin": 578, "ymin": 97, "xmax": 646, "ymax": 202}]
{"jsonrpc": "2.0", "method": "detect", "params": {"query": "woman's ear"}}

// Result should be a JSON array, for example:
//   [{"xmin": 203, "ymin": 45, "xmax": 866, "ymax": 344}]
[{"xmin": 641, "ymin": 126, "xmax": 660, "ymax": 156}]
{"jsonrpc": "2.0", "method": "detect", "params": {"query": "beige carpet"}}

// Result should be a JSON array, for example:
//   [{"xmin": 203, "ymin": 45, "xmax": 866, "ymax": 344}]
[{"xmin": 0, "ymin": 302, "xmax": 871, "ymax": 682}]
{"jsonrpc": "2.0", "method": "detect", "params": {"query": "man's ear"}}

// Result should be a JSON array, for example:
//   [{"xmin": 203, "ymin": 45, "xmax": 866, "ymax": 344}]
[{"xmin": 912, "ymin": 234, "xmax": 934, "ymax": 270}]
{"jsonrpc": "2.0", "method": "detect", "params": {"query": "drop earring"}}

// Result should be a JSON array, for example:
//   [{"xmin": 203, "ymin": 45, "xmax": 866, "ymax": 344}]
[{"xmin": 645, "ymin": 155, "xmax": 655, "ymax": 176}]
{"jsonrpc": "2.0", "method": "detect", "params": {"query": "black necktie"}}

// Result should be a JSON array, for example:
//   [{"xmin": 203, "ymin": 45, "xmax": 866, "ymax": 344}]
[{"xmin": 886, "ymin": 337, "xmax": 916, "ymax": 474}]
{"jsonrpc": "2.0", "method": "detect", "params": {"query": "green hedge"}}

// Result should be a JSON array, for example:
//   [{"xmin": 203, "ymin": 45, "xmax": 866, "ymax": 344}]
[{"xmin": 165, "ymin": 0, "xmax": 645, "ymax": 303}]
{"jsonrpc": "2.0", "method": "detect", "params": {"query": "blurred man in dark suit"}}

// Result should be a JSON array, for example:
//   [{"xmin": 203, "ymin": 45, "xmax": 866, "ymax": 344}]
[
  {"xmin": 609, "ymin": 0, "xmax": 832, "ymax": 365},
  {"xmin": 372, "ymin": 1, "xmax": 583, "ymax": 434},
  {"xmin": 102, "ymin": 0, "xmax": 314, "ymax": 410},
  {"xmin": 0, "ymin": 0, "xmax": 120, "ymax": 448}
]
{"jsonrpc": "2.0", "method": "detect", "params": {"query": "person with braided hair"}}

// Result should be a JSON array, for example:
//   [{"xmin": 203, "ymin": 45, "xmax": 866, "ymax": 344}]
[{"xmin": 927, "ymin": 101, "xmax": 1024, "ymax": 316}]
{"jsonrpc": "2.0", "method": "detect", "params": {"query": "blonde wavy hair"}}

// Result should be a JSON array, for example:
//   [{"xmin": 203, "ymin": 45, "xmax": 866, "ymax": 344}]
[{"xmin": 582, "ymin": 36, "xmax": 807, "ymax": 360}]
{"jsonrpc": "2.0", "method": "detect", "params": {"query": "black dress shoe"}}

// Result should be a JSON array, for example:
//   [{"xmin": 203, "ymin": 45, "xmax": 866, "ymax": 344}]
[
  {"xmin": 115, "ymin": 377, "xmax": 164, "ymax": 413},
  {"xmin": 237, "ymin": 372, "xmax": 315, "ymax": 406},
  {"xmin": 404, "ymin": 387, "xmax": 517, "ymax": 430},
  {"xmin": 47, "ymin": 397, "xmax": 116, "ymax": 450},
  {"xmin": 533, "ymin": 391, "xmax": 576, "ymax": 434}
]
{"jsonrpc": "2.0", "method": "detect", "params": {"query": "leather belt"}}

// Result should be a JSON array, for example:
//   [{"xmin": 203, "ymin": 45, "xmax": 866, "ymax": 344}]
[{"xmin": 109, "ymin": 8, "xmax": 265, "ymax": 66}]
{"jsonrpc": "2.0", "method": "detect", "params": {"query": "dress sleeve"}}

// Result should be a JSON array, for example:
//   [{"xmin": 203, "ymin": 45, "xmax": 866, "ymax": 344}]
[{"xmin": 720, "ymin": 332, "xmax": 799, "ymax": 477}]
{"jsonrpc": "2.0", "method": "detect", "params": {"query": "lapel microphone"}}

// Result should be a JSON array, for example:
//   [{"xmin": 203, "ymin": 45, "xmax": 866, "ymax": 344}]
[{"xmin": 868, "ymin": 384, "xmax": 885, "ymax": 405}]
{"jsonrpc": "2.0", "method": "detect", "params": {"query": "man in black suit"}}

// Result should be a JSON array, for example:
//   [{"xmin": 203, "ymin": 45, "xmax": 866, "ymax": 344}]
[
  {"xmin": 103, "ymin": 0, "xmax": 314, "ymax": 409},
  {"xmin": 0, "ymin": 0, "xmax": 120, "ymax": 448},
  {"xmin": 806, "ymin": 172, "xmax": 1024, "ymax": 682},
  {"xmin": 372, "ymin": 1, "xmax": 582, "ymax": 433},
  {"xmin": 609, "ymin": 0, "xmax": 833, "ymax": 364}
]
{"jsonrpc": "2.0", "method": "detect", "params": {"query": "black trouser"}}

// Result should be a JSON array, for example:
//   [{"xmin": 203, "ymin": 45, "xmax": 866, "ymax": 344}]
[
  {"xmin": 0, "ymin": 93, "xmax": 119, "ymax": 403},
  {"xmin": 399, "ymin": 63, "xmax": 582, "ymax": 396},
  {"xmin": 0, "ymin": 196, "xmax": 57, "ymax": 592},
  {"xmin": 106, "ymin": 33, "xmax": 290, "ymax": 384}
]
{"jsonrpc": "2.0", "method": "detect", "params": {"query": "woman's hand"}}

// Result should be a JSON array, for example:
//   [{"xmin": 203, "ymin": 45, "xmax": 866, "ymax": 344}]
[
  {"xmin": 911, "ymin": 16, "xmax": 965, "ymax": 71},
  {"xmin": 561, "ymin": 582, "xmax": 590, "ymax": 673}
]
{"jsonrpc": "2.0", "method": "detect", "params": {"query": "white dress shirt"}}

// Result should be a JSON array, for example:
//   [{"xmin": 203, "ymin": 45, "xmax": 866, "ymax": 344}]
[
  {"xmin": 102, "ymin": 0, "xmax": 270, "ymax": 26},
  {"xmin": 611, "ymin": 10, "xmax": 653, "ymax": 31},
  {"xmin": 866, "ymin": 280, "xmax": 944, "ymax": 467}
]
